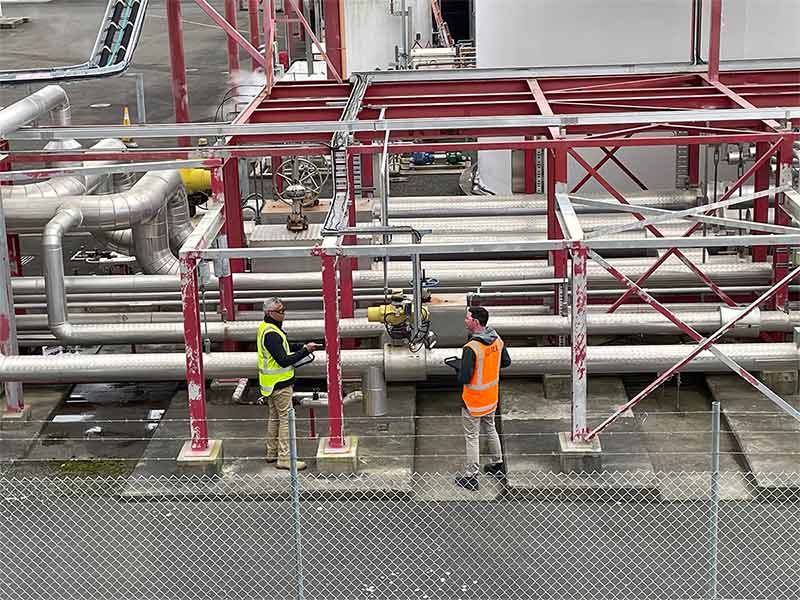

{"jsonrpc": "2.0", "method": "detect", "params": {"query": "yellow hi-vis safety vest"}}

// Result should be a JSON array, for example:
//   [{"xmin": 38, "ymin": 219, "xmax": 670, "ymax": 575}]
[
  {"xmin": 257, "ymin": 321, "xmax": 294, "ymax": 396},
  {"xmin": 462, "ymin": 336, "xmax": 504, "ymax": 417}
]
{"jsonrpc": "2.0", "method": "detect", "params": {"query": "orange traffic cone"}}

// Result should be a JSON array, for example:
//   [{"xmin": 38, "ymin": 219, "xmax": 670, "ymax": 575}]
[{"xmin": 122, "ymin": 106, "xmax": 137, "ymax": 147}]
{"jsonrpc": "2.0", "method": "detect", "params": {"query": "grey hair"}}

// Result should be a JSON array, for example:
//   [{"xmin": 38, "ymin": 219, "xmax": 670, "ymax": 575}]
[{"xmin": 263, "ymin": 297, "xmax": 284, "ymax": 313}]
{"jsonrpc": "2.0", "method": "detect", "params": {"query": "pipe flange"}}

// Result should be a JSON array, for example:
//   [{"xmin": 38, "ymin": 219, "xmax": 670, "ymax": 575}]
[{"xmin": 384, "ymin": 344, "xmax": 427, "ymax": 382}]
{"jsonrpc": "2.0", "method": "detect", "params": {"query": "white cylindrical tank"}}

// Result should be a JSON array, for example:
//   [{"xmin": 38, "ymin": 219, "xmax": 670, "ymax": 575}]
[
  {"xmin": 475, "ymin": 0, "xmax": 800, "ymax": 194},
  {"xmin": 343, "ymin": 0, "xmax": 432, "ymax": 75}
]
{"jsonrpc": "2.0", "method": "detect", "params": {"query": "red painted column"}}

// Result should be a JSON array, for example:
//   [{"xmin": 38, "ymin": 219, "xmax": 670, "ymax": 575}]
[
  {"xmin": 323, "ymin": 0, "xmax": 344, "ymax": 79},
  {"xmin": 222, "ymin": 158, "xmax": 246, "ymax": 273},
  {"xmin": 321, "ymin": 253, "xmax": 345, "ymax": 449},
  {"xmin": 707, "ymin": 0, "xmax": 722, "ymax": 82},
  {"xmin": 166, "ymin": 0, "xmax": 191, "ymax": 147},
  {"xmin": 753, "ymin": 141, "xmax": 770, "ymax": 263},
  {"xmin": 248, "ymin": 0, "xmax": 261, "ymax": 71},
  {"xmin": 263, "ymin": 0, "xmax": 275, "ymax": 93},
  {"xmin": 224, "ymin": 0, "xmax": 241, "ymax": 73},
  {"xmin": 361, "ymin": 153, "xmax": 374, "ymax": 197},
  {"xmin": 180, "ymin": 254, "xmax": 209, "ymax": 451}
]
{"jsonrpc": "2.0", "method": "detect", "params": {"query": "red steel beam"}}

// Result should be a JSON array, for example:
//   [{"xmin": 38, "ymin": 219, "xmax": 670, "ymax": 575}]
[
  {"xmin": 285, "ymin": 0, "xmax": 343, "ymax": 83},
  {"xmin": 248, "ymin": 0, "xmax": 261, "ymax": 71},
  {"xmin": 699, "ymin": 73, "xmax": 781, "ymax": 131},
  {"xmin": 263, "ymin": 0, "xmax": 275, "ymax": 94},
  {"xmin": 587, "ymin": 264, "xmax": 800, "ymax": 441},
  {"xmin": 194, "ymin": 0, "xmax": 266, "ymax": 69},
  {"xmin": 708, "ymin": 0, "xmax": 723, "ymax": 82},
  {"xmin": 166, "ymin": 0, "xmax": 191, "ymax": 147},
  {"xmin": 569, "ymin": 149, "xmax": 737, "ymax": 307},
  {"xmin": 605, "ymin": 139, "xmax": 784, "ymax": 312},
  {"xmin": 322, "ymin": 0, "xmax": 343, "ymax": 79},
  {"xmin": 224, "ymin": 0, "xmax": 241, "ymax": 73}
]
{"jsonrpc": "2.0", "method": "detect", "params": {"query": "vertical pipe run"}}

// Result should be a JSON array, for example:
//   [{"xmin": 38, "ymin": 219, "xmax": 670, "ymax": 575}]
[
  {"xmin": 224, "ymin": 0, "xmax": 241, "ymax": 73},
  {"xmin": 302, "ymin": 0, "xmax": 314, "ymax": 74},
  {"xmin": 339, "ymin": 155, "xmax": 355, "ymax": 326},
  {"xmin": 214, "ymin": 234, "xmax": 237, "ymax": 352},
  {"xmin": 248, "ymin": 0, "xmax": 261, "ymax": 71},
  {"xmin": 547, "ymin": 149, "xmax": 568, "ymax": 312},
  {"xmin": 180, "ymin": 255, "xmax": 209, "ymax": 452},
  {"xmin": 321, "ymin": 253, "xmax": 345, "ymax": 449},
  {"xmin": 772, "ymin": 144, "xmax": 794, "ymax": 310},
  {"xmin": 166, "ymin": 0, "xmax": 191, "ymax": 147},
  {"xmin": 708, "ymin": 400, "xmax": 721, "ymax": 600},
  {"xmin": 570, "ymin": 244, "xmax": 588, "ymax": 438},
  {"xmin": 707, "ymin": 0, "xmax": 722, "ymax": 82}
]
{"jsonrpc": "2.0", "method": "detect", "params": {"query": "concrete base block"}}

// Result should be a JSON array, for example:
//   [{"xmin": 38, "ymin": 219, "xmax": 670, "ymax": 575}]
[
  {"xmin": 759, "ymin": 370, "xmax": 798, "ymax": 397},
  {"xmin": 558, "ymin": 432, "xmax": 602, "ymax": 473},
  {"xmin": 176, "ymin": 439, "xmax": 224, "ymax": 476},
  {"xmin": 544, "ymin": 374, "xmax": 570, "ymax": 400},
  {"xmin": 316, "ymin": 436, "xmax": 359, "ymax": 475},
  {"xmin": 1, "ymin": 406, "xmax": 32, "ymax": 430}
]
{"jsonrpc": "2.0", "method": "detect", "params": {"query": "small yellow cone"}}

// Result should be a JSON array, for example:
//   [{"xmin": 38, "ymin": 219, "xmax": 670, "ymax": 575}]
[{"xmin": 121, "ymin": 106, "xmax": 134, "ymax": 145}]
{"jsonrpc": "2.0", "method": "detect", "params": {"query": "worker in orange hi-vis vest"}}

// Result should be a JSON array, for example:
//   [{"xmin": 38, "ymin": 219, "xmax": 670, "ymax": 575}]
[{"xmin": 451, "ymin": 306, "xmax": 512, "ymax": 492}]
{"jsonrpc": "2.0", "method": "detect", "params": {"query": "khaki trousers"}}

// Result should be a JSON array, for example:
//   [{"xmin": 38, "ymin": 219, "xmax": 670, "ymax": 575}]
[
  {"xmin": 265, "ymin": 386, "xmax": 294, "ymax": 460},
  {"xmin": 462, "ymin": 407, "xmax": 502, "ymax": 476}
]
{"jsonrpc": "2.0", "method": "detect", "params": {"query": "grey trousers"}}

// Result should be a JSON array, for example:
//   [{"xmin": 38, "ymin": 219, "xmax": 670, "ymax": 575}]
[
  {"xmin": 462, "ymin": 407, "xmax": 503, "ymax": 476},
  {"xmin": 265, "ymin": 386, "xmax": 294, "ymax": 460}
]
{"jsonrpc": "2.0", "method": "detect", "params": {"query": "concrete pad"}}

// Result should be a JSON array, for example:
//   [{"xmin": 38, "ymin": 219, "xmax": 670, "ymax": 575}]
[
  {"xmin": 316, "ymin": 436, "xmax": 359, "ymax": 474},
  {"xmin": 707, "ymin": 374, "xmax": 800, "ymax": 490},
  {"xmin": 558, "ymin": 432, "xmax": 601, "ymax": 473},
  {"xmin": 1, "ymin": 406, "xmax": 32, "ymax": 430},
  {"xmin": 176, "ymin": 439, "xmax": 224, "ymax": 476}
]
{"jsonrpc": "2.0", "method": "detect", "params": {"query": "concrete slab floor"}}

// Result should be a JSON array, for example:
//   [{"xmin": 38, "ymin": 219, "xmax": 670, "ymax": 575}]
[
  {"xmin": 501, "ymin": 377, "xmax": 658, "ymax": 497},
  {"xmin": 0, "ymin": 385, "xmax": 69, "ymax": 474},
  {"xmin": 124, "ymin": 382, "xmax": 417, "ymax": 498},
  {"xmin": 630, "ymin": 374, "xmax": 750, "ymax": 501},
  {"xmin": 707, "ymin": 374, "xmax": 800, "ymax": 491}
]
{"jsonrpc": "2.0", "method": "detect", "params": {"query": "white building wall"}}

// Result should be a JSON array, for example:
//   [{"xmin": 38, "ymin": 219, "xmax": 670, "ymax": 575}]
[
  {"xmin": 344, "ymin": 0, "xmax": 432, "ymax": 75},
  {"xmin": 476, "ymin": 0, "xmax": 800, "ymax": 194}
]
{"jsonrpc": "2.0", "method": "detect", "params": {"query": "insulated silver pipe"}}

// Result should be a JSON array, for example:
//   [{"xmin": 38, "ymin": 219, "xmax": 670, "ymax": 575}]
[
  {"xmin": 132, "ymin": 205, "xmax": 180, "ymax": 275},
  {"xmin": 386, "ymin": 190, "xmax": 698, "ymax": 218},
  {"xmin": 0, "ymin": 85, "xmax": 69, "ymax": 137},
  {"xmin": 11, "ymin": 261, "xmax": 773, "ymax": 296},
  {"xmin": 0, "ymin": 343, "xmax": 794, "ymax": 383}
]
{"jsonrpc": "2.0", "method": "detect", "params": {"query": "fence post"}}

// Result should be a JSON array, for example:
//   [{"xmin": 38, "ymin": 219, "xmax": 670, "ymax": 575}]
[
  {"xmin": 288, "ymin": 406, "xmax": 305, "ymax": 600},
  {"xmin": 708, "ymin": 400, "xmax": 721, "ymax": 600}
]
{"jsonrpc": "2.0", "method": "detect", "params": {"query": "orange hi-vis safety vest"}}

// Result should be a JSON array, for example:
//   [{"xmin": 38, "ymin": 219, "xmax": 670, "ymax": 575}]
[{"xmin": 462, "ymin": 336, "xmax": 504, "ymax": 417}]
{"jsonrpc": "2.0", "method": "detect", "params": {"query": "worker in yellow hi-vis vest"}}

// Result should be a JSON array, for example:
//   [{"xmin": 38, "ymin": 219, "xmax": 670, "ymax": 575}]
[
  {"xmin": 449, "ymin": 306, "xmax": 511, "ymax": 492},
  {"xmin": 256, "ymin": 297, "xmax": 319, "ymax": 471}
]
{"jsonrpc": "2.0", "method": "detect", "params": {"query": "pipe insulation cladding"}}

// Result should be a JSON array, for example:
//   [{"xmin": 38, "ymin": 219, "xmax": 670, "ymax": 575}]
[{"xmin": 0, "ymin": 344, "xmax": 795, "ymax": 383}]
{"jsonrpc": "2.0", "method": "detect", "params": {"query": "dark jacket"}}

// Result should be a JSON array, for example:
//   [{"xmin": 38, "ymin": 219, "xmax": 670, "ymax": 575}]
[
  {"xmin": 261, "ymin": 315, "xmax": 310, "ymax": 391},
  {"xmin": 457, "ymin": 326, "xmax": 512, "ymax": 385}
]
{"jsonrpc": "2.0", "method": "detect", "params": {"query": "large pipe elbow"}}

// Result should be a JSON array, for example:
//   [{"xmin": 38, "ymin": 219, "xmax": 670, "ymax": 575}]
[
  {"xmin": 0, "ymin": 85, "xmax": 69, "ymax": 137},
  {"xmin": 43, "ymin": 208, "xmax": 83, "ymax": 337}
]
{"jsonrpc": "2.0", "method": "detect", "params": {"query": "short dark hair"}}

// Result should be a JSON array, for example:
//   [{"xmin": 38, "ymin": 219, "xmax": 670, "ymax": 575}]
[{"xmin": 468, "ymin": 306, "xmax": 489, "ymax": 326}]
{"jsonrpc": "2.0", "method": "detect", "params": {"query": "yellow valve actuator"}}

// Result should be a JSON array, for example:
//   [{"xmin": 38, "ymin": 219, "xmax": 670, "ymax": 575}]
[
  {"xmin": 367, "ymin": 303, "xmax": 430, "ymax": 326},
  {"xmin": 180, "ymin": 168, "xmax": 212, "ymax": 194}
]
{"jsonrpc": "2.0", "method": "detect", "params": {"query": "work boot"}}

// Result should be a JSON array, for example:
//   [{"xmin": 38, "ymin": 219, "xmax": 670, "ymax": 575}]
[
  {"xmin": 483, "ymin": 462, "xmax": 506, "ymax": 479},
  {"xmin": 454, "ymin": 475, "xmax": 480, "ymax": 491},
  {"xmin": 265, "ymin": 455, "xmax": 277, "ymax": 464},
  {"xmin": 276, "ymin": 459, "xmax": 307, "ymax": 471}
]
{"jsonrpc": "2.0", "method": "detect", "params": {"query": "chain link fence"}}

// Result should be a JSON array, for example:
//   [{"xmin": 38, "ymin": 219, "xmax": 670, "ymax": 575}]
[{"xmin": 1, "ymin": 468, "xmax": 799, "ymax": 600}]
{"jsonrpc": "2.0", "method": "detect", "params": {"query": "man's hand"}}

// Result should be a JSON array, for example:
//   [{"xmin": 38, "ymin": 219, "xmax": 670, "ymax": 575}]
[{"xmin": 304, "ymin": 342, "xmax": 320, "ymax": 353}]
